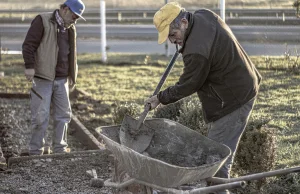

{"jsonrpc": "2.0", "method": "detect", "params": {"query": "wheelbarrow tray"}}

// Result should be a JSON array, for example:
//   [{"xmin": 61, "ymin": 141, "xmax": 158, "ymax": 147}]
[{"xmin": 97, "ymin": 117, "xmax": 231, "ymax": 188}]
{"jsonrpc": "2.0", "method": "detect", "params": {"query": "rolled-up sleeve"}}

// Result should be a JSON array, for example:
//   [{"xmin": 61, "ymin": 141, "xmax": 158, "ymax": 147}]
[
  {"xmin": 22, "ymin": 15, "xmax": 44, "ymax": 69},
  {"xmin": 158, "ymin": 53, "xmax": 210, "ymax": 104}
]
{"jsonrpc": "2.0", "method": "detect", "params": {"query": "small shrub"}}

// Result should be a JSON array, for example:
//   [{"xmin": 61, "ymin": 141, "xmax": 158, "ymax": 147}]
[
  {"xmin": 176, "ymin": 98, "xmax": 207, "ymax": 135},
  {"xmin": 153, "ymin": 96, "xmax": 207, "ymax": 135},
  {"xmin": 236, "ymin": 125, "xmax": 277, "ymax": 174},
  {"xmin": 112, "ymin": 102, "xmax": 139, "ymax": 125},
  {"xmin": 232, "ymin": 124, "xmax": 277, "ymax": 191},
  {"xmin": 264, "ymin": 56, "xmax": 273, "ymax": 69},
  {"xmin": 283, "ymin": 47, "xmax": 300, "ymax": 74},
  {"xmin": 153, "ymin": 99, "xmax": 183, "ymax": 121}
]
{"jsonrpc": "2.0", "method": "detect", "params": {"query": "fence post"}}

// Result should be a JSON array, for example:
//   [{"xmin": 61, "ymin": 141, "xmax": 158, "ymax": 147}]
[
  {"xmin": 143, "ymin": 12, "xmax": 147, "ymax": 18},
  {"xmin": 100, "ymin": 0, "xmax": 107, "ymax": 63},
  {"xmin": 220, "ymin": 0, "xmax": 226, "ymax": 21},
  {"xmin": 117, "ymin": 12, "xmax": 122, "ymax": 21}
]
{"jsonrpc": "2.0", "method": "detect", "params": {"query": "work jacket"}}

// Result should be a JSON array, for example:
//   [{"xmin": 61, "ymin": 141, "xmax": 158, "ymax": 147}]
[{"xmin": 158, "ymin": 9, "xmax": 262, "ymax": 123}]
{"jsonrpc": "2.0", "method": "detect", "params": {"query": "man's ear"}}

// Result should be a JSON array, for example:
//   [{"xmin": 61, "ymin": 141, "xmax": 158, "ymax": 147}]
[{"xmin": 181, "ymin": 18, "xmax": 189, "ymax": 29}]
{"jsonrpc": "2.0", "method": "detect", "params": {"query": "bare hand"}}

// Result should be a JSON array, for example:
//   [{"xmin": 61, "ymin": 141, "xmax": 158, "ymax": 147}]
[
  {"xmin": 24, "ymin": 69, "xmax": 35, "ymax": 82},
  {"xmin": 145, "ymin": 95, "xmax": 160, "ymax": 110},
  {"xmin": 68, "ymin": 78, "xmax": 76, "ymax": 91}
]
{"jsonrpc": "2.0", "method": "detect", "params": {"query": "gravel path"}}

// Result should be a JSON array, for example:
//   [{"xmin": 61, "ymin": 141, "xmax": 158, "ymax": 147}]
[
  {"xmin": 0, "ymin": 98, "xmax": 87, "ymax": 156},
  {"xmin": 1, "ymin": 151, "xmax": 113, "ymax": 194},
  {"xmin": 0, "ymin": 98, "xmax": 113, "ymax": 194}
]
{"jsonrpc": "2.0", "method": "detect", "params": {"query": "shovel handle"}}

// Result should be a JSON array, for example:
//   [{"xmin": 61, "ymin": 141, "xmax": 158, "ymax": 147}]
[
  {"xmin": 135, "ymin": 103, "xmax": 151, "ymax": 130},
  {"xmin": 152, "ymin": 50, "xmax": 179, "ymax": 96},
  {"xmin": 136, "ymin": 50, "xmax": 179, "ymax": 130}
]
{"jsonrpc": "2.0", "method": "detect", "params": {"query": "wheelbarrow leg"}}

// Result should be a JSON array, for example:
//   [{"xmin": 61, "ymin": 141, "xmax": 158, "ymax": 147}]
[{"xmin": 112, "ymin": 156, "xmax": 153, "ymax": 194}]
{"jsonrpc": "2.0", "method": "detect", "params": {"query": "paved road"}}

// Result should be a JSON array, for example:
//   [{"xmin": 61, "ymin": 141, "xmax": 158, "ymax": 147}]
[
  {"xmin": 1, "ymin": 24, "xmax": 300, "ymax": 56},
  {"xmin": 1, "ymin": 24, "xmax": 300, "ymax": 42},
  {"xmin": 2, "ymin": 39, "xmax": 300, "ymax": 56}
]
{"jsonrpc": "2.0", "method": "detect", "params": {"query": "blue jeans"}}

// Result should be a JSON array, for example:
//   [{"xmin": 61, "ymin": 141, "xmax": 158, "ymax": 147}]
[
  {"xmin": 207, "ymin": 99, "xmax": 255, "ymax": 194},
  {"xmin": 29, "ymin": 77, "xmax": 71, "ymax": 155}
]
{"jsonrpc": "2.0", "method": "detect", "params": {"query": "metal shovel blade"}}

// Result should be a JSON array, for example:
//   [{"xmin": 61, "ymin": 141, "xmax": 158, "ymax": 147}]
[
  {"xmin": 119, "ymin": 49, "xmax": 179, "ymax": 153},
  {"xmin": 119, "ymin": 114, "xmax": 154, "ymax": 153}
]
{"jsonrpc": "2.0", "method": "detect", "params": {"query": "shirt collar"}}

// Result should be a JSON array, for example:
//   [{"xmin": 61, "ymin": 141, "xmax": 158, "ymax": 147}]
[{"xmin": 55, "ymin": 10, "xmax": 66, "ymax": 31}]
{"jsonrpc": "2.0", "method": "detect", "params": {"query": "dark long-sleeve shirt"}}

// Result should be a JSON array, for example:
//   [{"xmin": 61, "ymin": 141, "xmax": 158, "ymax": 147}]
[{"xmin": 22, "ymin": 15, "xmax": 44, "ymax": 69}]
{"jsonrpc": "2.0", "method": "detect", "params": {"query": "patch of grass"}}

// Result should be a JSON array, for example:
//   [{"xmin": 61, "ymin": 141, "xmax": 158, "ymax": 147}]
[{"xmin": 75, "ymin": 53, "xmax": 184, "ymax": 105}]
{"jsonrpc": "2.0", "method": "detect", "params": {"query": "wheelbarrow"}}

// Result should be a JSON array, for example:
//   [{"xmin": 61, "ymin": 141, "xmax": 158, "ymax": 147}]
[{"xmin": 94, "ymin": 117, "xmax": 300, "ymax": 194}]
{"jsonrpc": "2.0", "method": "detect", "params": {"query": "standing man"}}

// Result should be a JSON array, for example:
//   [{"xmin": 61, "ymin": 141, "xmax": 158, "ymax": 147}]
[
  {"xmin": 145, "ymin": 2, "xmax": 261, "ymax": 193},
  {"xmin": 22, "ymin": 0, "xmax": 85, "ymax": 155}
]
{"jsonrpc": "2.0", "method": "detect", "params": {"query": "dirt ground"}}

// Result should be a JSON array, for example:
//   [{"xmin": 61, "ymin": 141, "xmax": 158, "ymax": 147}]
[
  {"xmin": 0, "ymin": 98, "xmax": 88, "ymax": 157},
  {"xmin": 0, "ymin": 94, "xmax": 225, "ymax": 194},
  {"xmin": 0, "ymin": 151, "xmax": 113, "ymax": 194},
  {"xmin": 0, "ymin": 97, "xmax": 114, "ymax": 194}
]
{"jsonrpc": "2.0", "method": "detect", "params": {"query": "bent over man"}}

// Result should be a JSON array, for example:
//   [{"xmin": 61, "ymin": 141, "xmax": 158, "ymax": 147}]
[{"xmin": 145, "ymin": 3, "xmax": 262, "ymax": 194}]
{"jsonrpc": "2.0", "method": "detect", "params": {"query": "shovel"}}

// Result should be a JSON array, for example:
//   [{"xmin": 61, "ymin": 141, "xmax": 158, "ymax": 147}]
[{"xmin": 120, "ymin": 47, "xmax": 180, "ymax": 153}]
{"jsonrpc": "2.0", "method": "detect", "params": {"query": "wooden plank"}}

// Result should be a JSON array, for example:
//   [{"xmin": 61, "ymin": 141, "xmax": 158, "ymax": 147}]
[{"xmin": 0, "ymin": 93, "xmax": 29, "ymax": 99}]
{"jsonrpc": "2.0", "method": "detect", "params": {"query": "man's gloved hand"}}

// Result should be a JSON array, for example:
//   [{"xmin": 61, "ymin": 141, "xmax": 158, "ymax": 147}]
[
  {"xmin": 144, "ymin": 95, "xmax": 160, "ymax": 110},
  {"xmin": 24, "ymin": 69, "xmax": 35, "ymax": 82}
]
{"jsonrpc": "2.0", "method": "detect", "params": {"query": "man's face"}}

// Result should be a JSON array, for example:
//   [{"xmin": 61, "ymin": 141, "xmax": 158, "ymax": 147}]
[
  {"xmin": 61, "ymin": 7, "xmax": 79, "ymax": 28},
  {"xmin": 168, "ymin": 18, "xmax": 188, "ymax": 47}
]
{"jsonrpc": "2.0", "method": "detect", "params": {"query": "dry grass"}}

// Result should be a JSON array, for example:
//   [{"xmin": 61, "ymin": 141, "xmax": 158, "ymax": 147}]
[{"xmin": 0, "ymin": 0, "xmax": 295, "ymax": 9}]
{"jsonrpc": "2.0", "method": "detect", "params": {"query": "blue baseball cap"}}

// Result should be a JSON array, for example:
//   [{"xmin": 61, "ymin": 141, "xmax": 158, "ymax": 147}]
[{"xmin": 64, "ymin": 0, "xmax": 86, "ymax": 21}]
